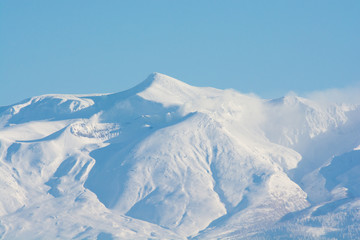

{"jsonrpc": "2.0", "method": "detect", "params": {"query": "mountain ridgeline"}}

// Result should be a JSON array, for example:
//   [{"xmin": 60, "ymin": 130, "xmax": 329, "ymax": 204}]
[{"xmin": 0, "ymin": 73, "xmax": 359, "ymax": 239}]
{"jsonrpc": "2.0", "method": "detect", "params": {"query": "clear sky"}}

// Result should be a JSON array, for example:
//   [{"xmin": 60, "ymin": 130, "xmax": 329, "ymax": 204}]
[{"xmin": 1, "ymin": 0, "xmax": 359, "ymax": 106}]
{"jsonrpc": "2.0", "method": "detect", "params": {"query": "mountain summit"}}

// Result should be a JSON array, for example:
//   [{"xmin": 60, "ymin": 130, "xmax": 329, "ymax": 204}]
[
  {"xmin": 0, "ymin": 73, "xmax": 360, "ymax": 239},
  {"xmin": 139, "ymin": 72, "xmax": 191, "ymax": 91}
]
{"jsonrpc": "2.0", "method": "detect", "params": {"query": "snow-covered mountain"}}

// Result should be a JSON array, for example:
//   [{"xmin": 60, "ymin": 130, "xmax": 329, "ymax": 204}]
[{"xmin": 0, "ymin": 73, "xmax": 359, "ymax": 239}]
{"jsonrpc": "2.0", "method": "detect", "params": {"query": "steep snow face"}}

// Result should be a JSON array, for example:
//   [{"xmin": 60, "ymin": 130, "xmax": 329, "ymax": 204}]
[
  {"xmin": 320, "ymin": 150, "xmax": 360, "ymax": 199},
  {"xmin": 0, "ymin": 73, "xmax": 359, "ymax": 239},
  {"xmin": 263, "ymin": 94, "xmax": 360, "ymax": 194},
  {"xmin": 264, "ymin": 95, "xmax": 349, "ymax": 146},
  {"xmin": 85, "ymin": 112, "xmax": 306, "ymax": 236}
]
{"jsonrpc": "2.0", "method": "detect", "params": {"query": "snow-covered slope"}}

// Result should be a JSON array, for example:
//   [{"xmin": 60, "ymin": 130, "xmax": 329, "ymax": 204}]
[{"xmin": 0, "ymin": 73, "xmax": 359, "ymax": 239}]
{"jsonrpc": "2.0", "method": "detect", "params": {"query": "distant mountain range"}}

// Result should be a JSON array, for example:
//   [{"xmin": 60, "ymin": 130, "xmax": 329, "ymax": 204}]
[{"xmin": 0, "ymin": 73, "xmax": 359, "ymax": 239}]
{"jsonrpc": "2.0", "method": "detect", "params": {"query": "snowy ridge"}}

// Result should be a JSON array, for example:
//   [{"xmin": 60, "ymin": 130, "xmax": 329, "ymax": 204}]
[{"xmin": 0, "ymin": 73, "xmax": 359, "ymax": 239}]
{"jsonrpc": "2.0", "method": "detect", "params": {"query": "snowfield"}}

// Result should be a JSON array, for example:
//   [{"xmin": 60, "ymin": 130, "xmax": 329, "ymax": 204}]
[{"xmin": 0, "ymin": 73, "xmax": 359, "ymax": 239}]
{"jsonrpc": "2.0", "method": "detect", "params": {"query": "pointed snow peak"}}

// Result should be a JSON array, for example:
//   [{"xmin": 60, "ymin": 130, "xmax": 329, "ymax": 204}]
[
  {"xmin": 124, "ymin": 72, "xmax": 191, "ymax": 97},
  {"xmin": 144, "ymin": 72, "xmax": 190, "ymax": 89},
  {"xmin": 136, "ymin": 73, "xmax": 198, "ymax": 106},
  {"xmin": 268, "ymin": 94, "xmax": 304, "ymax": 106},
  {"xmin": 283, "ymin": 94, "xmax": 302, "ymax": 105},
  {"xmin": 106, "ymin": 73, "xmax": 190, "ymax": 101}
]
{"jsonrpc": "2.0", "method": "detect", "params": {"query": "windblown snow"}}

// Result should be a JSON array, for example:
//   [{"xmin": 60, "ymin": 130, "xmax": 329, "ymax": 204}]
[{"xmin": 0, "ymin": 73, "xmax": 359, "ymax": 239}]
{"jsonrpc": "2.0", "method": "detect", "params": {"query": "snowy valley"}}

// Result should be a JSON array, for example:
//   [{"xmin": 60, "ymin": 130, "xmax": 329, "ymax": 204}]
[{"xmin": 0, "ymin": 73, "xmax": 360, "ymax": 239}]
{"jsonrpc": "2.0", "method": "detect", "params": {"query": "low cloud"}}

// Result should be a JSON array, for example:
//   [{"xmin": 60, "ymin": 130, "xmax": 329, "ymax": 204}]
[{"xmin": 305, "ymin": 82, "xmax": 360, "ymax": 105}]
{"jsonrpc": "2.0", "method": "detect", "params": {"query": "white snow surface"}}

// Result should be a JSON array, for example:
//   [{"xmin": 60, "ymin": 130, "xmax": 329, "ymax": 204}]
[{"xmin": 0, "ymin": 73, "xmax": 360, "ymax": 239}]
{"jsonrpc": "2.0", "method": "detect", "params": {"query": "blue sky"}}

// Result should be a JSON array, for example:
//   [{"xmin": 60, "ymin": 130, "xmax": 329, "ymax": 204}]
[{"xmin": 1, "ymin": 0, "xmax": 359, "ymax": 106}]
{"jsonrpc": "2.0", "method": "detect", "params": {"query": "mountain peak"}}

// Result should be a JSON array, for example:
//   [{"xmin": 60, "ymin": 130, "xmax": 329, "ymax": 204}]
[
  {"xmin": 143, "ymin": 72, "xmax": 189, "ymax": 89},
  {"xmin": 122, "ymin": 72, "xmax": 190, "ymax": 96},
  {"xmin": 136, "ymin": 73, "xmax": 197, "ymax": 106}
]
